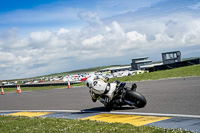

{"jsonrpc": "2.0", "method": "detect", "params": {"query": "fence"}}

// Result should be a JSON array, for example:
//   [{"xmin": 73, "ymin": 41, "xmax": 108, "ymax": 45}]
[{"xmin": 0, "ymin": 82, "xmax": 73, "ymax": 88}]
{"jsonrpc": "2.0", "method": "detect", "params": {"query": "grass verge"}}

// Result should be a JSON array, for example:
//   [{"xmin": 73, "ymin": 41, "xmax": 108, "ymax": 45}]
[
  {"xmin": 0, "ymin": 115, "xmax": 193, "ymax": 133},
  {"xmin": 109, "ymin": 65, "xmax": 200, "ymax": 82}
]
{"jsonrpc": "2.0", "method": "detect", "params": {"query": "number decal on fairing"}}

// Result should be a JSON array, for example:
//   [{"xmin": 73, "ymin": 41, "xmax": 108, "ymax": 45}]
[{"xmin": 93, "ymin": 81, "xmax": 98, "ymax": 86}]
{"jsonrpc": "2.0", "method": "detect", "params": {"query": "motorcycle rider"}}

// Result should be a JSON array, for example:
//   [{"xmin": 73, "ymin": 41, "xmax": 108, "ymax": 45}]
[
  {"xmin": 85, "ymin": 75, "xmax": 146, "ymax": 109},
  {"xmin": 86, "ymin": 76, "xmax": 117, "ymax": 103},
  {"xmin": 86, "ymin": 75, "xmax": 138, "ymax": 104}
]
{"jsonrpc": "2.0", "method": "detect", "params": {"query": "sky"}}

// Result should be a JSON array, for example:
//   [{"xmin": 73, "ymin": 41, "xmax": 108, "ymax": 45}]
[{"xmin": 0, "ymin": 0, "xmax": 200, "ymax": 80}]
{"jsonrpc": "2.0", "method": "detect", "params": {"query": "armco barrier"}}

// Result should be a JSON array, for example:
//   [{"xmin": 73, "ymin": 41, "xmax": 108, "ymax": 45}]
[{"xmin": 0, "ymin": 82, "xmax": 75, "ymax": 88}]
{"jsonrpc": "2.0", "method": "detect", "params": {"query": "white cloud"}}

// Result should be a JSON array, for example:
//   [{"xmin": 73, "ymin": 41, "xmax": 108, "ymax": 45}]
[
  {"xmin": 78, "ymin": 11, "xmax": 103, "ymax": 27},
  {"xmin": 127, "ymin": 31, "xmax": 146, "ymax": 42},
  {"xmin": 0, "ymin": 51, "xmax": 16, "ymax": 63},
  {"xmin": 111, "ymin": 21, "xmax": 124, "ymax": 34},
  {"xmin": 0, "ymin": 28, "xmax": 29, "ymax": 49},
  {"xmin": 105, "ymin": 26, "xmax": 111, "ymax": 32},
  {"xmin": 154, "ymin": 34, "xmax": 173, "ymax": 42},
  {"xmin": 57, "ymin": 28, "xmax": 69, "ymax": 35},
  {"xmin": 30, "ymin": 30, "xmax": 52, "ymax": 43},
  {"xmin": 1, "ymin": 15, "xmax": 200, "ymax": 80},
  {"xmin": 180, "ymin": 20, "xmax": 200, "ymax": 45},
  {"xmin": 1, "ymin": 0, "xmax": 200, "ymax": 80},
  {"xmin": 82, "ymin": 34, "xmax": 103, "ymax": 46}
]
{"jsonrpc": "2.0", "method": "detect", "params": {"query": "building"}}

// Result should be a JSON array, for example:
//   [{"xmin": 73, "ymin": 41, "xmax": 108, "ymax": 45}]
[
  {"xmin": 99, "ymin": 66, "xmax": 131, "ymax": 73},
  {"xmin": 131, "ymin": 57, "xmax": 152, "ymax": 70},
  {"xmin": 153, "ymin": 51, "xmax": 200, "ymax": 71},
  {"xmin": 162, "ymin": 51, "xmax": 182, "ymax": 65}
]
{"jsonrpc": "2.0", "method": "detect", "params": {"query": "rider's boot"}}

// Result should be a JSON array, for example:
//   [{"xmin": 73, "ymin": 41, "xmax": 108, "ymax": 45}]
[
  {"xmin": 116, "ymin": 99, "xmax": 123, "ymax": 104},
  {"xmin": 117, "ymin": 90, "xmax": 126, "ymax": 103},
  {"xmin": 131, "ymin": 83, "xmax": 137, "ymax": 91},
  {"xmin": 104, "ymin": 96, "xmax": 109, "ymax": 103},
  {"xmin": 92, "ymin": 97, "xmax": 97, "ymax": 102}
]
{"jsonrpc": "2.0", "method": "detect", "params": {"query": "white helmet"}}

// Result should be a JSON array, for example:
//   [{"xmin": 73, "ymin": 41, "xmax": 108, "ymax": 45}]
[{"xmin": 86, "ymin": 77, "xmax": 94, "ymax": 88}]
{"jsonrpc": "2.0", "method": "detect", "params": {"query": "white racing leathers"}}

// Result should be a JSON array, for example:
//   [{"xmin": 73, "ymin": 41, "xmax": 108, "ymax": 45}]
[{"xmin": 90, "ymin": 79, "xmax": 117, "ymax": 101}]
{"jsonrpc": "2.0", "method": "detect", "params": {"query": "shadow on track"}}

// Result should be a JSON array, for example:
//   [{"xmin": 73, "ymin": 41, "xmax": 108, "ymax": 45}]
[{"xmin": 82, "ymin": 106, "xmax": 137, "ymax": 112}]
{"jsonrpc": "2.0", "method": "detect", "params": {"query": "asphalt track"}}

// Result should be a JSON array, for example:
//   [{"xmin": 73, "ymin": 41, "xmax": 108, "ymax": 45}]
[{"xmin": 1, "ymin": 76, "xmax": 200, "ymax": 132}]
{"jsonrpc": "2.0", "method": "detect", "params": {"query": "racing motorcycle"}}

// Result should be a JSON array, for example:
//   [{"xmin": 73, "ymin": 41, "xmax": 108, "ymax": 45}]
[{"xmin": 89, "ymin": 80, "xmax": 147, "ymax": 110}]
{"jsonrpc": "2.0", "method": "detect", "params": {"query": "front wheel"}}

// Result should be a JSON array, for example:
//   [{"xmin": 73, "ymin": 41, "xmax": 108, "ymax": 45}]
[{"xmin": 125, "ymin": 90, "xmax": 147, "ymax": 108}]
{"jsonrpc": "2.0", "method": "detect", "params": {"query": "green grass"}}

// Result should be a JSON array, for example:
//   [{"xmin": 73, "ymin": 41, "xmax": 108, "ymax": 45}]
[
  {"xmin": 0, "ymin": 115, "xmax": 193, "ymax": 133},
  {"xmin": 109, "ymin": 65, "xmax": 200, "ymax": 82}
]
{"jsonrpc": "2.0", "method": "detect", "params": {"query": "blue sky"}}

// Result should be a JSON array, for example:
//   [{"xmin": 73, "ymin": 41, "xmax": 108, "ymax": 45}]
[{"xmin": 0, "ymin": 0, "xmax": 200, "ymax": 80}]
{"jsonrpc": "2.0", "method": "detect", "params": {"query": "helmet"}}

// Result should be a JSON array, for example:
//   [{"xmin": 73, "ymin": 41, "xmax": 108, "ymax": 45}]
[{"xmin": 86, "ymin": 77, "xmax": 94, "ymax": 88}]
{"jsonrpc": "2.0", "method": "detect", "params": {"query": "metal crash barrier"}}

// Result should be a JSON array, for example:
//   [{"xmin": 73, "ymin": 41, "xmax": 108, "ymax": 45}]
[{"xmin": 0, "ymin": 82, "xmax": 75, "ymax": 88}]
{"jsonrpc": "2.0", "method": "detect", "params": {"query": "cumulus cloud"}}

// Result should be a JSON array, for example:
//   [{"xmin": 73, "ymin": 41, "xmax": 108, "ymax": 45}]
[
  {"xmin": 1, "ymin": 0, "xmax": 200, "ymax": 80},
  {"xmin": 1, "ymin": 14, "xmax": 200, "ymax": 80},
  {"xmin": 127, "ymin": 31, "xmax": 146, "ymax": 42},
  {"xmin": 78, "ymin": 11, "xmax": 103, "ymax": 27},
  {"xmin": 30, "ymin": 30, "xmax": 52, "ymax": 44},
  {"xmin": 82, "ymin": 34, "xmax": 103, "ymax": 46},
  {"xmin": 57, "ymin": 28, "xmax": 69, "ymax": 35},
  {"xmin": 0, "ymin": 28, "xmax": 29, "ymax": 49}
]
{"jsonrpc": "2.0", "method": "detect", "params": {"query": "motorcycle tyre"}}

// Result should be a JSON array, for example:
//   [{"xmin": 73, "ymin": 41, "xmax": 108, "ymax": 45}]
[{"xmin": 125, "ymin": 90, "xmax": 147, "ymax": 108}]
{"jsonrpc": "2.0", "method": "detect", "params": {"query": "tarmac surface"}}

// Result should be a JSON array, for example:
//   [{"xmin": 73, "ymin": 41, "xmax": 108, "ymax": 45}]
[{"xmin": 0, "ymin": 76, "xmax": 200, "ymax": 132}]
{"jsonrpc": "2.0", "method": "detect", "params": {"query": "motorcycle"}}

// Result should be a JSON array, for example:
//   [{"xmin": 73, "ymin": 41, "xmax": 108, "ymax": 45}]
[{"xmin": 89, "ymin": 80, "xmax": 147, "ymax": 110}]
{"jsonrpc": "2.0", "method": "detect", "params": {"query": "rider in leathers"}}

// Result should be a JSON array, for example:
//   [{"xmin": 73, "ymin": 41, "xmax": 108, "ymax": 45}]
[{"xmin": 86, "ymin": 77, "xmax": 117, "ymax": 103}]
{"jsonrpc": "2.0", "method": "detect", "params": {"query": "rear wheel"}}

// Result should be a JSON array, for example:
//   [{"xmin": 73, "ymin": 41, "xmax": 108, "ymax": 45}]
[{"xmin": 125, "ymin": 90, "xmax": 147, "ymax": 108}]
